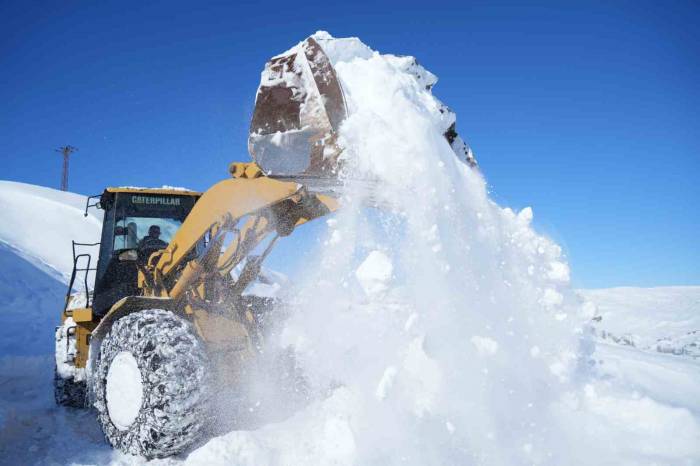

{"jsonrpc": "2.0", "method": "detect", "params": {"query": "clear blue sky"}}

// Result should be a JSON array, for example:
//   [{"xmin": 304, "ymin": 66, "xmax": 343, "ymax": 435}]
[{"xmin": 1, "ymin": 0, "xmax": 698, "ymax": 288}]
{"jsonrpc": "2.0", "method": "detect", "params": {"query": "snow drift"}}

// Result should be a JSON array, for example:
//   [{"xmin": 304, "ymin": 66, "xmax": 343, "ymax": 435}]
[
  {"xmin": 0, "ymin": 181, "xmax": 102, "ymax": 357},
  {"xmin": 0, "ymin": 180, "xmax": 102, "ymax": 283},
  {"xmin": 0, "ymin": 182, "xmax": 110, "ymax": 464}
]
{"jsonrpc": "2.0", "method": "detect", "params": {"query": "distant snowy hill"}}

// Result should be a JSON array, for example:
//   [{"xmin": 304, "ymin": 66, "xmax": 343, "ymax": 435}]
[{"xmin": 581, "ymin": 287, "xmax": 700, "ymax": 358}]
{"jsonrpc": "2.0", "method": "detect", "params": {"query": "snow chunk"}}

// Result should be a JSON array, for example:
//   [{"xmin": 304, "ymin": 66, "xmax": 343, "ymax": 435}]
[
  {"xmin": 355, "ymin": 250, "xmax": 393, "ymax": 297},
  {"xmin": 541, "ymin": 288, "xmax": 564, "ymax": 307},
  {"xmin": 470, "ymin": 336, "xmax": 499, "ymax": 356},
  {"xmin": 402, "ymin": 337, "xmax": 442, "ymax": 417},
  {"xmin": 328, "ymin": 229, "xmax": 343, "ymax": 245},
  {"xmin": 375, "ymin": 366, "xmax": 398, "ymax": 400},
  {"xmin": 312, "ymin": 30, "xmax": 374, "ymax": 65},
  {"xmin": 547, "ymin": 261, "xmax": 571, "ymax": 283},
  {"xmin": 517, "ymin": 206, "xmax": 533, "ymax": 224}
]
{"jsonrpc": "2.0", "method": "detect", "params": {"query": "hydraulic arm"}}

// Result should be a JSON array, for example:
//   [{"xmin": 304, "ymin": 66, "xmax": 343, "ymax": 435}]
[{"xmin": 142, "ymin": 162, "xmax": 338, "ymax": 307}]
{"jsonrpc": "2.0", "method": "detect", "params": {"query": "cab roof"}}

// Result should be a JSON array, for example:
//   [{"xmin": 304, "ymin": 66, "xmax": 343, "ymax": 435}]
[{"xmin": 104, "ymin": 187, "xmax": 202, "ymax": 197}]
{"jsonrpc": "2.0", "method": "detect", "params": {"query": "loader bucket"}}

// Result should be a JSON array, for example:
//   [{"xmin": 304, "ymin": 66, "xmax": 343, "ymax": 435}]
[{"xmin": 248, "ymin": 37, "xmax": 347, "ymax": 179}]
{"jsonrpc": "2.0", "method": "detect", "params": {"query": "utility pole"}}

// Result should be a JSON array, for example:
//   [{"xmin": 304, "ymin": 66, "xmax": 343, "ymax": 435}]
[{"xmin": 55, "ymin": 145, "xmax": 77, "ymax": 191}]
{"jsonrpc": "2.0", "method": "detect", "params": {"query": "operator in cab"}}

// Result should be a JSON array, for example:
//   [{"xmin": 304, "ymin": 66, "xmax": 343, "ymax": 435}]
[{"xmin": 138, "ymin": 225, "xmax": 168, "ymax": 259}]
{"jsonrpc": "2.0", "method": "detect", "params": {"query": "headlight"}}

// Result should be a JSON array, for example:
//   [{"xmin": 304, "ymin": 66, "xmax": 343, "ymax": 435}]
[{"xmin": 118, "ymin": 250, "xmax": 138, "ymax": 261}]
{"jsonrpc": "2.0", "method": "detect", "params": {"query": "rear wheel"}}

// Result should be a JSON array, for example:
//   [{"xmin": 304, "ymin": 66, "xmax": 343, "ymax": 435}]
[{"xmin": 93, "ymin": 309, "xmax": 210, "ymax": 459}]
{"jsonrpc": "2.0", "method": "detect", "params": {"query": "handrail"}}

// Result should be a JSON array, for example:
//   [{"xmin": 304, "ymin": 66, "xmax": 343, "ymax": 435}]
[{"xmin": 64, "ymin": 241, "xmax": 100, "ymax": 314}]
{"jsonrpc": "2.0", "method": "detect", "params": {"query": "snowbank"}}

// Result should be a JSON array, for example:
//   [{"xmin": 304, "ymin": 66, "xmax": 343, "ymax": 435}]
[
  {"xmin": 0, "ymin": 181, "xmax": 102, "ymax": 283},
  {"xmin": 0, "ymin": 184, "xmax": 112, "ymax": 463},
  {"xmin": 0, "ymin": 181, "xmax": 102, "ymax": 358},
  {"xmin": 0, "ymin": 243, "xmax": 65, "ymax": 356}
]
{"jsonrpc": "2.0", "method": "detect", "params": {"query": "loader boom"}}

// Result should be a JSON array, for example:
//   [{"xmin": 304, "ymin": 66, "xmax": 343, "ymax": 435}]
[{"xmin": 143, "ymin": 163, "xmax": 338, "ymax": 303}]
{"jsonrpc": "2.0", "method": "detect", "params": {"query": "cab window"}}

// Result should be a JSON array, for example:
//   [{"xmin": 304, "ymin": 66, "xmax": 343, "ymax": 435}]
[{"xmin": 114, "ymin": 217, "xmax": 182, "ymax": 250}]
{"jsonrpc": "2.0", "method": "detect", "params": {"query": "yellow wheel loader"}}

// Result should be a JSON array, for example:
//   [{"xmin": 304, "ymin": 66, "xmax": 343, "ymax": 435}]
[
  {"xmin": 54, "ymin": 36, "xmax": 345, "ymax": 459},
  {"xmin": 54, "ymin": 36, "xmax": 472, "ymax": 459},
  {"xmin": 56, "ymin": 175, "xmax": 338, "ymax": 458}
]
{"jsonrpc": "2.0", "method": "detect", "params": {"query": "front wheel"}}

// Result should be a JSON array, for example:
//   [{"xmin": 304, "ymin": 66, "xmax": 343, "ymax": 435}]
[{"xmin": 93, "ymin": 309, "xmax": 210, "ymax": 459}]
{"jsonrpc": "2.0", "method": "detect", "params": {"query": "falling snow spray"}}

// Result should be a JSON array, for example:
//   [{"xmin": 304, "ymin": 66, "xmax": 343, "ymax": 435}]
[{"xmin": 266, "ymin": 32, "xmax": 594, "ymax": 465}]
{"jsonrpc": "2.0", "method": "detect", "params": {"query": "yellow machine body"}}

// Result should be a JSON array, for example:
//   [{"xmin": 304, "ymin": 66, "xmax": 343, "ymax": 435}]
[{"xmin": 61, "ymin": 163, "xmax": 338, "ymax": 372}]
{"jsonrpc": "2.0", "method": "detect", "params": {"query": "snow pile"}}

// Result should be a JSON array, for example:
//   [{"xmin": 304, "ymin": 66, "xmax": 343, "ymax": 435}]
[
  {"xmin": 0, "ymin": 181, "xmax": 102, "ymax": 342},
  {"xmin": 0, "ymin": 182, "xmax": 114, "ymax": 464},
  {"xmin": 0, "ymin": 181, "xmax": 102, "ymax": 283},
  {"xmin": 0, "ymin": 181, "xmax": 102, "ymax": 358},
  {"xmin": 239, "ymin": 32, "xmax": 587, "ymax": 465},
  {"xmin": 159, "ymin": 31, "xmax": 700, "ymax": 466},
  {"xmin": 0, "ymin": 242, "xmax": 65, "ymax": 357},
  {"xmin": 205, "ymin": 32, "xmax": 699, "ymax": 465}
]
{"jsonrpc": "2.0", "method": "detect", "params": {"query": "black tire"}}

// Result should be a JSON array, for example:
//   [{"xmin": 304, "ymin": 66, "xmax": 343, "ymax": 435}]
[
  {"xmin": 54, "ymin": 365, "xmax": 87, "ymax": 407},
  {"xmin": 93, "ymin": 309, "xmax": 210, "ymax": 459}
]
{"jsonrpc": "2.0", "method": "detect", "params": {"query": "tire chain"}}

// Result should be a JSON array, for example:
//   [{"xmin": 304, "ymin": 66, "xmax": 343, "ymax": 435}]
[{"xmin": 93, "ymin": 309, "xmax": 210, "ymax": 458}]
